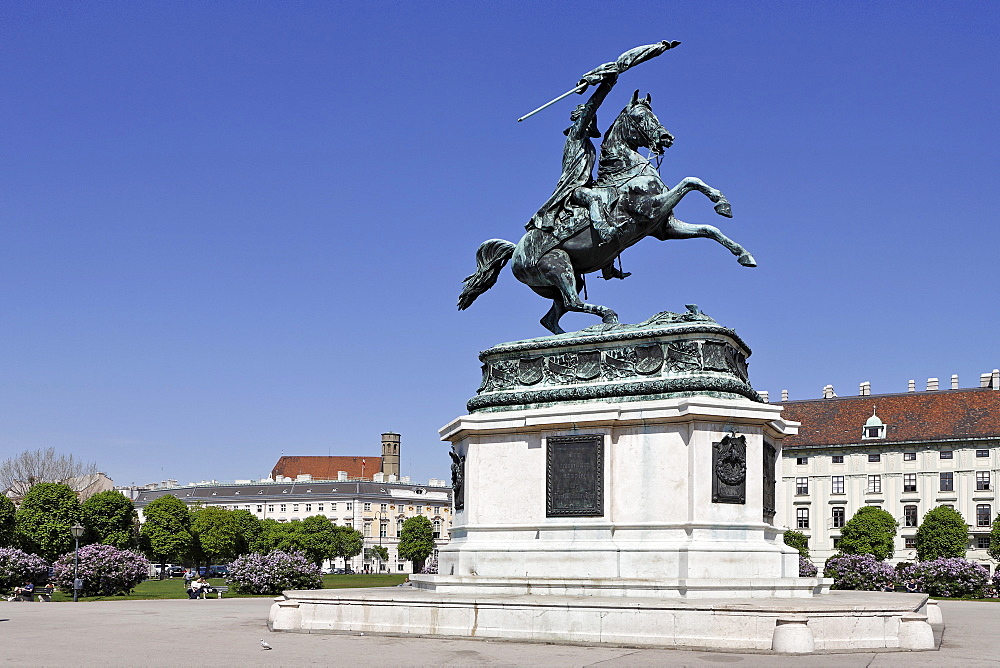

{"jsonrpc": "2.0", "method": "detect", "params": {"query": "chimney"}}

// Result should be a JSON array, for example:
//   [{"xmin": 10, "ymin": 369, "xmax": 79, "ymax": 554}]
[
  {"xmin": 951, "ymin": 374, "xmax": 959, "ymax": 390},
  {"xmin": 759, "ymin": 390, "xmax": 769, "ymax": 403},
  {"xmin": 337, "ymin": 470, "xmax": 348, "ymax": 481},
  {"xmin": 993, "ymin": 369, "xmax": 1000, "ymax": 390},
  {"xmin": 823, "ymin": 384, "xmax": 836, "ymax": 399},
  {"xmin": 381, "ymin": 432, "xmax": 401, "ymax": 478},
  {"xmin": 859, "ymin": 381, "xmax": 871, "ymax": 396},
  {"xmin": 982, "ymin": 373, "xmax": 991, "ymax": 388},
  {"xmin": 908, "ymin": 379, "xmax": 916, "ymax": 392},
  {"xmin": 781, "ymin": 389, "xmax": 789, "ymax": 402},
  {"xmin": 926, "ymin": 378, "xmax": 939, "ymax": 391}
]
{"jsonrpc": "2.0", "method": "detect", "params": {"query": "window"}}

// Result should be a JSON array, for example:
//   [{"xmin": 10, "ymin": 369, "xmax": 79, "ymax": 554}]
[
  {"xmin": 329, "ymin": 503, "xmax": 336, "ymax": 511},
  {"xmin": 868, "ymin": 475, "xmax": 881, "ymax": 493},
  {"xmin": 397, "ymin": 563, "xmax": 404, "ymax": 571},
  {"xmin": 305, "ymin": 504, "xmax": 311, "ymax": 512},
  {"xmin": 978, "ymin": 471, "xmax": 991, "ymax": 491},
  {"xmin": 832, "ymin": 537, "xmax": 842, "ymax": 549},
  {"xmin": 940, "ymin": 472, "xmax": 954, "ymax": 492},
  {"xmin": 363, "ymin": 503, "xmax": 372, "ymax": 512},
  {"xmin": 868, "ymin": 453, "xmax": 881, "ymax": 463},
  {"xmin": 831, "ymin": 476, "xmax": 845, "ymax": 494},
  {"xmin": 832, "ymin": 455, "xmax": 844, "ymax": 464},
  {"xmin": 379, "ymin": 522, "xmax": 388, "ymax": 538},
  {"xmin": 796, "ymin": 457, "xmax": 808, "ymax": 466},
  {"xmin": 380, "ymin": 503, "xmax": 388, "ymax": 512},
  {"xmin": 864, "ymin": 425, "xmax": 885, "ymax": 439},
  {"xmin": 904, "ymin": 452, "xmax": 916, "ymax": 461},
  {"xmin": 416, "ymin": 505, "xmax": 424, "ymax": 514},
  {"xmin": 397, "ymin": 519, "xmax": 404, "ymax": 535},
  {"xmin": 433, "ymin": 518, "xmax": 442, "ymax": 539},
  {"xmin": 318, "ymin": 504, "xmax": 324, "ymax": 512},
  {"xmin": 280, "ymin": 504, "xmax": 287, "ymax": 512},
  {"xmin": 796, "ymin": 477, "xmax": 809, "ymax": 495},
  {"xmin": 796, "ymin": 507, "xmax": 809, "ymax": 529},
  {"xmin": 904, "ymin": 505, "xmax": 918, "ymax": 527},
  {"xmin": 978, "ymin": 536, "xmax": 991, "ymax": 549},
  {"xmin": 903, "ymin": 473, "xmax": 917, "ymax": 493},
  {"xmin": 268, "ymin": 505, "xmax": 274, "ymax": 513},
  {"xmin": 363, "ymin": 521, "xmax": 372, "ymax": 536},
  {"xmin": 905, "ymin": 536, "xmax": 917, "ymax": 548},
  {"xmin": 977, "ymin": 449, "xmax": 989, "ymax": 458},
  {"xmin": 346, "ymin": 503, "xmax": 353, "ymax": 512},
  {"xmin": 257, "ymin": 505, "xmax": 263, "ymax": 513},
  {"xmin": 832, "ymin": 507, "xmax": 845, "ymax": 528},
  {"xmin": 978, "ymin": 504, "xmax": 991, "ymax": 527},
  {"xmin": 940, "ymin": 450, "xmax": 953, "ymax": 460},
  {"xmin": 434, "ymin": 506, "xmax": 442, "ymax": 515},
  {"xmin": 293, "ymin": 504, "xmax": 299, "ymax": 512}
]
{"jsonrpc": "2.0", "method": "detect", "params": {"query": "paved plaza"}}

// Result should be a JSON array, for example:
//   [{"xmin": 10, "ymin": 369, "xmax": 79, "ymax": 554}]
[{"xmin": 1, "ymin": 597, "xmax": 995, "ymax": 666}]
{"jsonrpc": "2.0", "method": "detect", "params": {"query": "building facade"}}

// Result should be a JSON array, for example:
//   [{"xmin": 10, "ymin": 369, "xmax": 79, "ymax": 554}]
[
  {"xmin": 134, "ymin": 477, "xmax": 453, "ymax": 573},
  {"xmin": 779, "ymin": 374, "xmax": 1000, "ymax": 572}
]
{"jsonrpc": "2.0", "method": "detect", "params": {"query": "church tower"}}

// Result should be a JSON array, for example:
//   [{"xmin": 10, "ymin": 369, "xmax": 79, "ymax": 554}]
[{"xmin": 381, "ymin": 432, "xmax": 400, "ymax": 478}]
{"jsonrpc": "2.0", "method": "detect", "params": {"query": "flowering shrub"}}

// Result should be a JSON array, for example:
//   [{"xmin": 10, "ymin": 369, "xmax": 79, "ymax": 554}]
[
  {"xmin": 823, "ymin": 553, "xmax": 895, "ymax": 591},
  {"xmin": 799, "ymin": 555, "xmax": 818, "ymax": 577},
  {"xmin": 51, "ymin": 543, "xmax": 149, "ymax": 596},
  {"xmin": 907, "ymin": 557, "xmax": 989, "ymax": 598},
  {"xmin": 419, "ymin": 555, "xmax": 438, "ymax": 575},
  {"xmin": 991, "ymin": 569, "xmax": 1000, "ymax": 595},
  {"xmin": 227, "ymin": 551, "xmax": 322, "ymax": 594},
  {"xmin": 0, "ymin": 547, "xmax": 49, "ymax": 591}
]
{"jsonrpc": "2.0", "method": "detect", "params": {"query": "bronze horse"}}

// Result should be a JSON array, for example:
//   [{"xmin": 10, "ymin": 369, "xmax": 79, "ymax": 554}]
[{"xmin": 458, "ymin": 90, "xmax": 756, "ymax": 335}]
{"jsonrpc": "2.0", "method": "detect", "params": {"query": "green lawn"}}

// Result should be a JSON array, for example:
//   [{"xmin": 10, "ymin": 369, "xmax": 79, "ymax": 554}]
[{"xmin": 47, "ymin": 573, "xmax": 407, "ymax": 602}]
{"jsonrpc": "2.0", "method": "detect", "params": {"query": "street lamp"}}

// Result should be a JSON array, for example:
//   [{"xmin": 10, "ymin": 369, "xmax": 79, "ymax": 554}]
[{"xmin": 70, "ymin": 523, "xmax": 85, "ymax": 602}]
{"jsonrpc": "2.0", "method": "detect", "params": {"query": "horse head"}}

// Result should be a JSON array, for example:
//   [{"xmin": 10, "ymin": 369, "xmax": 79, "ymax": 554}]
[{"xmin": 614, "ymin": 90, "xmax": 674, "ymax": 155}]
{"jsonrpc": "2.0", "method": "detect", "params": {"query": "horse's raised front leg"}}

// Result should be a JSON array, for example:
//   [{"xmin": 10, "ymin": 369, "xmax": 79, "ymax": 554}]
[
  {"xmin": 657, "ymin": 177, "xmax": 733, "ymax": 218},
  {"xmin": 662, "ymin": 216, "xmax": 756, "ymax": 267}
]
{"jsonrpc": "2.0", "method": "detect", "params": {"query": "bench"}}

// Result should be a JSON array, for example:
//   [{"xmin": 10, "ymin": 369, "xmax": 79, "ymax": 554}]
[
  {"xmin": 8, "ymin": 586, "xmax": 53, "ymax": 602},
  {"xmin": 199, "ymin": 585, "xmax": 229, "ymax": 599}
]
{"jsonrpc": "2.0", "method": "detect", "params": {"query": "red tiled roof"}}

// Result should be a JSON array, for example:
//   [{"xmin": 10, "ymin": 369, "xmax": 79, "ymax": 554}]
[
  {"xmin": 271, "ymin": 456, "xmax": 383, "ymax": 481},
  {"xmin": 782, "ymin": 388, "xmax": 1000, "ymax": 448}
]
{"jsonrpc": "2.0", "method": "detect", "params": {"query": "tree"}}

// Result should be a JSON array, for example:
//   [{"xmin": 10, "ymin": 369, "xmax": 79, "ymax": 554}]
[
  {"xmin": 369, "ymin": 545, "xmax": 389, "ymax": 569},
  {"xmin": 139, "ymin": 495, "xmax": 194, "ymax": 572},
  {"xmin": 252, "ymin": 519, "xmax": 309, "ymax": 555},
  {"xmin": 331, "ymin": 525, "xmax": 363, "ymax": 565},
  {"xmin": 0, "ymin": 447, "xmax": 98, "ymax": 499},
  {"xmin": 191, "ymin": 506, "xmax": 241, "ymax": 566},
  {"xmin": 989, "ymin": 513, "xmax": 1000, "ymax": 562},
  {"xmin": 81, "ymin": 490, "xmax": 139, "ymax": 549},
  {"xmin": 0, "ymin": 495, "xmax": 15, "ymax": 547},
  {"xmin": 229, "ymin": 509, "xmax": 262, "ymax": 557},
  {"xmin": 14, "ymin": 482, "xmax": 83, "ymax": 560},
  {"xmin": 398, "ymin": 515, "xmax": 435, "ymax": 572},
  {"xmin": 783, "ymin": 529, "xmax": 810, "ymax": 559},
  {"xmin": 297, "ymin": 516, "xmax": 342, "ymax": 566},
  {"xmin": 915, "ymin": 505, "xmax": 969, "ymax": 561},
  {"xmin": 838, "ymin": 506, "xmax": 898, "ymax": 560}
]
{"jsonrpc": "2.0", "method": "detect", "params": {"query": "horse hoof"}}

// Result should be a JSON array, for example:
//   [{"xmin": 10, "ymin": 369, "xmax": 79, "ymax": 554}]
[
  {"xmin": 602, "ymin": 313, "xmax": 620, "ymax": 325},
  {"xmin": 738, "ymin": 253, "xmax": 757, "ymax": 267},
  {"xmin": 714, "ymin": 200, "xmax": 733, "ymax": 218}
]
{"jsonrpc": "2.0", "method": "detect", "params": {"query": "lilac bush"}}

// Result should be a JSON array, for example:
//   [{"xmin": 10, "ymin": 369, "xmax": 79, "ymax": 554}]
[
  {"xmin": 51, "ymin": 543, "xmax": 149, "ymax": 596},
  {"xmin": 823, "ymin": 553, "xmax": 895, "ymax": 591},
  {"xmin": 799, "ymin": 555, "xmax": 818, "ymax": 577},
  {"xmin": 907, "ymin": 558, "xmax": 989, "ymax": 598},
  {"xmin": 0, "ymin": 547, "xmax": 49, "ymax": 591},
  {"xmin": 991, "ymin": 569, "xmax": 1000, "ymax": 596},
  {"xmin": 227, "ymin": 550, "xmax": 322, "ymax": 594}
]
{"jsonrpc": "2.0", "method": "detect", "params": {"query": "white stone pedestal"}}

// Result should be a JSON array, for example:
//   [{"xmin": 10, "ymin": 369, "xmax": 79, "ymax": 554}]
[{"xmin": 420, "ymin": 395, "xmax": 819, "ymax": 598}]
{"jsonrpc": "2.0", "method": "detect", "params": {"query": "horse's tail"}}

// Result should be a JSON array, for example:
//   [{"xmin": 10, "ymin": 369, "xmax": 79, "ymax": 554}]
[{"xmin": 457, "ymin": 239, "xmax": 516, "ymax": 310}]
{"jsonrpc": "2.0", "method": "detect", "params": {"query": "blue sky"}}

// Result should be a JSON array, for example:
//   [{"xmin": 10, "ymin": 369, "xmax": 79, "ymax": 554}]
[{"xmin": 2, "ymin": 1, "xmax": 998, "ymax": 487}]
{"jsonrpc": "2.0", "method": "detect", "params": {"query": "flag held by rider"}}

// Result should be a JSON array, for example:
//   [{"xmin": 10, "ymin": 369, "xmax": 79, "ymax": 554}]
[{"xmin": 517, "ymin": 40, "xmax": 681, "ymax": 123}]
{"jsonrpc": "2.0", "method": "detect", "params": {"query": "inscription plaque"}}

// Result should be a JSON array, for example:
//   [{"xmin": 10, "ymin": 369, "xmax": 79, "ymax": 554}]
[
  {"xmin": 712, "ymin": 432, "xmax": 747, "ymax": 504},
  {"xmin": 546, "ymin": 434, "xmax": 604, "ymax": 517}
]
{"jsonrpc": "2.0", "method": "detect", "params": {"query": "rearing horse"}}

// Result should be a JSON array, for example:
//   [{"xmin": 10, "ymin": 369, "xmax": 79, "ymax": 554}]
[{"xmin": 458, "ymin": 90, "xmax": 756, "ymax": 335}]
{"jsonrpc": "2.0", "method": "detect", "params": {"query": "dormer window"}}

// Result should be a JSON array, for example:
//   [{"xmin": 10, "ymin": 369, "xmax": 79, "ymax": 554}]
[{"xmin": 862, "ymin": 408, "xmax": 886, "ymax": 440}]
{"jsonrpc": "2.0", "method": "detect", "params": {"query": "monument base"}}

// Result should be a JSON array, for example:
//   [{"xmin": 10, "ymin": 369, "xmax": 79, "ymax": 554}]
[{"xmin": 268, "ymin": 588, "xmax": 936, "ymax": 652}]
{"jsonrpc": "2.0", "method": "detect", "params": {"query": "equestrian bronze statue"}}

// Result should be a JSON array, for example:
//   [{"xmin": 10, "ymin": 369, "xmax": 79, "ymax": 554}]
[{"xmin": 458, "ymin": 42, "xmax": 756, "ymax": 335}]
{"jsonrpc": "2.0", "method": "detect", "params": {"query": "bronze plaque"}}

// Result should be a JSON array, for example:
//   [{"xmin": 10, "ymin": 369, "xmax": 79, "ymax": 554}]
[
  {"xmin": 712, "ymin": 433, "xmax": 747, "ymax": 504},
  {"xmin": 546, "ymin": 434, "xmax": 604, "ymax": 517}
]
